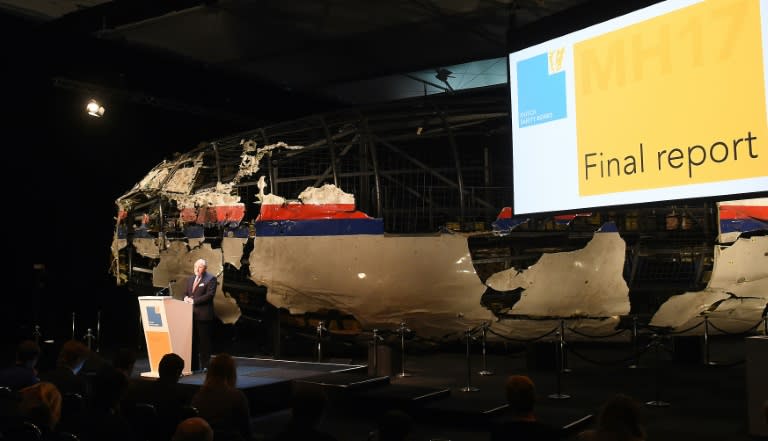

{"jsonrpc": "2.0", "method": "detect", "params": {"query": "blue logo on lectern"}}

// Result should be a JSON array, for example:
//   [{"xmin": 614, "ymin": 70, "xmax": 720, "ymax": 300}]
[{"xmin": 146, "ymin": 306, "xmax": 163, "ymax": 327}]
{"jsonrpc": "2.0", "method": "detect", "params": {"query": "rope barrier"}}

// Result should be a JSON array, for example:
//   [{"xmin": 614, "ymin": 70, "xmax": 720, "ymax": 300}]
[
  {"xmin": 706, "ymin": 318, "xmax": 765, "ymax": 336},
  {"xmin": 566, "ymin": 326, "xmax": 629, "ymax": 339},
  {"xmin": 487, "ymin": 324, "xmax": 560, "ymax": 343},
  {"xmin": 704, "ymin": 358, "xmax": 745, "ymax": 368},
  {"xmin": 270, "ymin": 315, "xmax": 764, "ymax": 356},
  {"xmin": 238, "ymin": 314, "xmax": 264, "ymax": 322},
  {"xmin": 665, "ymin": 320, "xmax": 704, "ymax": 335},
  {"xmin": 566, "ymin": 342, "xmax": 653, "ymax": 367}
]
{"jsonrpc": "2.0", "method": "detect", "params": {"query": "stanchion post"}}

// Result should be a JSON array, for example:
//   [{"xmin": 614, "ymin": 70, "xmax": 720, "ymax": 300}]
[
  {"xmin": 548, "ymin": 324, "xmax": 571, "ymax": 400},
  {"xmin": 559, "ymin": 319, "xmax": 571, "ymax": 373},
  {"xmin": 763, "ymin": 308, "xmax": 767, "ymax": 336},
  {"xmin": 396, "ymin": 320, "xmax": 412, "ymax": 378},
  {"xmin": 83, "ymin": 328, "xmax": 95, "ymax": 351},
  {"xmin": 702, "ymin": 315, "xmax": 717, "ymax": 366},
  {"xmin": 478, "ymin": 322, "xmax": 494, "ymax": 376},
  {"xmin": 96, "ymin": 310, "xmax": 102, "ymax": 353},
  {"xmin": 273, "ymin": 306, "xmax": 282, "ymax": 359},
  {"xmin": 316, "ymin": 320, "xmax": 327, "ymax": 362},
  {"xmin": 460, "ymin": 328, "xmax": 479, "ymax": 392},
  {"xmin": 629, "ymin": 315, "xmax": 639, "ymax": 369},
  {"xmin": 32, "ymin": 325, "xmax": 42, "ymax": 345},
  {"xmin": 371, "ymin": 329, "xmax": 383, "ymax": 375},
  {"xmin": 645, "ymin": 333, "xmax": 670, "ymax": 407}
]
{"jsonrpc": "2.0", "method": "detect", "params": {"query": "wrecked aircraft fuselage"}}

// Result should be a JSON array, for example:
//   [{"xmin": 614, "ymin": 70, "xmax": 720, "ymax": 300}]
[{"xmin": 112, "ymin": 139, "xmax": 767, "ymax": 345}]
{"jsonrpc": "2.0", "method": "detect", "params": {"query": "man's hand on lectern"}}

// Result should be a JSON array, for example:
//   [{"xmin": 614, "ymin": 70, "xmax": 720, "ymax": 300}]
[{"xmin": 184, "ymin": 296, "xmax": 194, "ymax": 304}]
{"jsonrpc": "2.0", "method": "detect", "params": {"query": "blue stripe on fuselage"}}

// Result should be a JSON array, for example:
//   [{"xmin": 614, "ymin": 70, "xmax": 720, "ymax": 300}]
[{"xmin": 255, "ymin": 219, "xmax": 384, "ymax": 236}]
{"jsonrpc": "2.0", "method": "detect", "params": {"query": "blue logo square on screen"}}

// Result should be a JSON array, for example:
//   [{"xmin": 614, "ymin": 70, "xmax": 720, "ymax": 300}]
[{"xmin": 517, "ymin": 51, "xmax": 567, "ymax": 127}]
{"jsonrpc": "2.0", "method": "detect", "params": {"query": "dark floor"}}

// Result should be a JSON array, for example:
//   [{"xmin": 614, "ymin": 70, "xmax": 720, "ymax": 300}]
[{"xmin": 125, "ymin": 332, "xmax": 767, "ymax": 441}]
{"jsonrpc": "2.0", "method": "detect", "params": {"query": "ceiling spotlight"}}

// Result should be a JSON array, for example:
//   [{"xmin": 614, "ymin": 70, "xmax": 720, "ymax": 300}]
[{"xmin": 86, "ymin": 99, "xmax": 105, "ymax": 118}]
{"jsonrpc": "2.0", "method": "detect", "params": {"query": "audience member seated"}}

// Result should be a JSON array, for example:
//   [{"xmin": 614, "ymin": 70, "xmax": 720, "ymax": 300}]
[
  {"xmin": 91, "ymin": 347, "xmax": 138, "ymax": 396},
  {"xmin": 273, "ymin": 384, "xmax": 338, "ymax": 441},
  {"xmin": 7, "ymin": 381, "xmax": 65, "ymax": 440},
  {"xmin": 0, "ymin": 385, "xmax": 21, "ymax": 434},
  {"xmin": 56, "ymin": 392, "xmax": 86, "ymax": 437},
  {"xmin": 0, "ymin": 339, "xmax": 41, "ymax": 391},
  {"xmin": 191, "ymin": 353, "xmax": 252, "ymax": 441},
  {"xmin": 172, "ymin": 417, "xmax": 214, "ymax": 441},
  {"xmin": 78, "ymin": 365, "xmax": 136, "ymax": 441},
  {"xmin": 489, "ymin": 374, "xmax": 563, "ymax": 441},
  {"xmin": 123, "ymin": 352, "xmax": 194, "ymax": 441},
  {"xmin": 577, "ymin": 394, "xmax": 645, "ymax": 441},
  {"xmin": 111, "ymin": 348, "xmax": 138, "ymax": 379},
  {"xmin": 39, "ymin": 340, "xmax": 90, "ymax": 398},
  {"xmin": 18, "ymin": 382, "xmax": 62, "ymax": 431}
]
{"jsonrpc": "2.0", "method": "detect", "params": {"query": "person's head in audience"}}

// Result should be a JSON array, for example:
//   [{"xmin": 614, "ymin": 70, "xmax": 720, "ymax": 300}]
[
  {"xmin": 159, "ymin": 353, "xmax": 185, "ymax": 382},
  {"xmin": 57, "ymin": 340, "xmax": 90, "ymax": 374},
  {"xmin": 172, "ymin": 417, "xmax": 213, "ymax": 441},
  {"xmin": 112, "ymin": 348, "xmax": 137, "ymax": 378},
  {"xmin": 90, "ymin": 364, "xmax": 128, "ymax": 412},
  {"xmin": 594, "ymin": 394, "xmax": 645, "ymax": 441},
  {"xmin": 203, "ymin": 353, "xmax": 237, "ymax": 388},
  {"xmin": 505, "ymin": 374, "xmax": 537, "ymax": 419},
  {"xmin": 378, "ymin": 409, "xmax": 413, "ymax": 441},
  {"xmin": 1, "ymin": 339, "xmax": 42, "ymax": 390},
  {"xmin": 18, "ymin": 381, "xmax": 62, "ymax": 431},
  {"xmin": 17, "ymin": 339, "xmax": 41, "ymax": 370}
]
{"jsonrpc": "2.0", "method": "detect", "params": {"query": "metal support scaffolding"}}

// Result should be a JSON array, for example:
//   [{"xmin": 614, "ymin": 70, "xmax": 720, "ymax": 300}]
[{"xmin": 320, "ymin": 117, "xmax": 339, "ymax": 187}]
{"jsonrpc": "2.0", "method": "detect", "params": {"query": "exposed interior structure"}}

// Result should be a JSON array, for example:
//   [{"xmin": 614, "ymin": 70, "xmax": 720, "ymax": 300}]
[{"xmin": 111, "ymin": 85, "xmax": 767, "ymax": 346}]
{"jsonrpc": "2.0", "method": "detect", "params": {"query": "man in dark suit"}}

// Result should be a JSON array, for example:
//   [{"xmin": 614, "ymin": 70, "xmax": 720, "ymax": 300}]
[{"xmin": 183, "ymin": 258, "xmax": 217, "ymax": 372}]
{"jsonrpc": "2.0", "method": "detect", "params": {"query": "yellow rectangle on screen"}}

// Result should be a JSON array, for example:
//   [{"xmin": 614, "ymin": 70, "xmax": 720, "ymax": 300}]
[{"xmin": 575, "ymin": 0, "xmax": 768, "ymax": 196}]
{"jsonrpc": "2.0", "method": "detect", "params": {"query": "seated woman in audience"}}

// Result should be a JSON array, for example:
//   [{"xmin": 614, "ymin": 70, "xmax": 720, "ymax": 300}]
[
  {"xmin": 577, "ymin": 394, "xmax": 645, "ymax": 441},
  {"xmin": 18, "ymin": 381, "xmax": 62, "ymax": 434},
  {"xmin": 191, "ymin": 353, "xmax": 252, "ymax": 441}
]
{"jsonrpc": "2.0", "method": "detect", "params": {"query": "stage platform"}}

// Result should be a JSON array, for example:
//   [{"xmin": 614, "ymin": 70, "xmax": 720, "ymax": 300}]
[
  {"xmin": 135, "ymin": 356, "xmax": 368, "ymax": 414},
  {"xmin": 125, "ymin": 333, "xmax": 760, "ymax": 441}
]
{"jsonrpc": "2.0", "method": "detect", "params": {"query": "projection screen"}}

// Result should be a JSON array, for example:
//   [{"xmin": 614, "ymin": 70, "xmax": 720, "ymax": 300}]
[{"xmin": 509, "ymin": 0, "xmax": 768, "ymax": 215}]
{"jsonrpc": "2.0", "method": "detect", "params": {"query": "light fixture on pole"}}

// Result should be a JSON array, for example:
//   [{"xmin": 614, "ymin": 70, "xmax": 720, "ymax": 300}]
[{"xmin": 86, "ymin": 99, "xmax": 105, "ymax": 118}]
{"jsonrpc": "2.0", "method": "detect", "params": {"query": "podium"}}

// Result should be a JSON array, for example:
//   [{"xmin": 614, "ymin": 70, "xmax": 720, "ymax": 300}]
[{"xmin": 138, "ymin": 296, "xmax": 193, "ymax": 377}]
